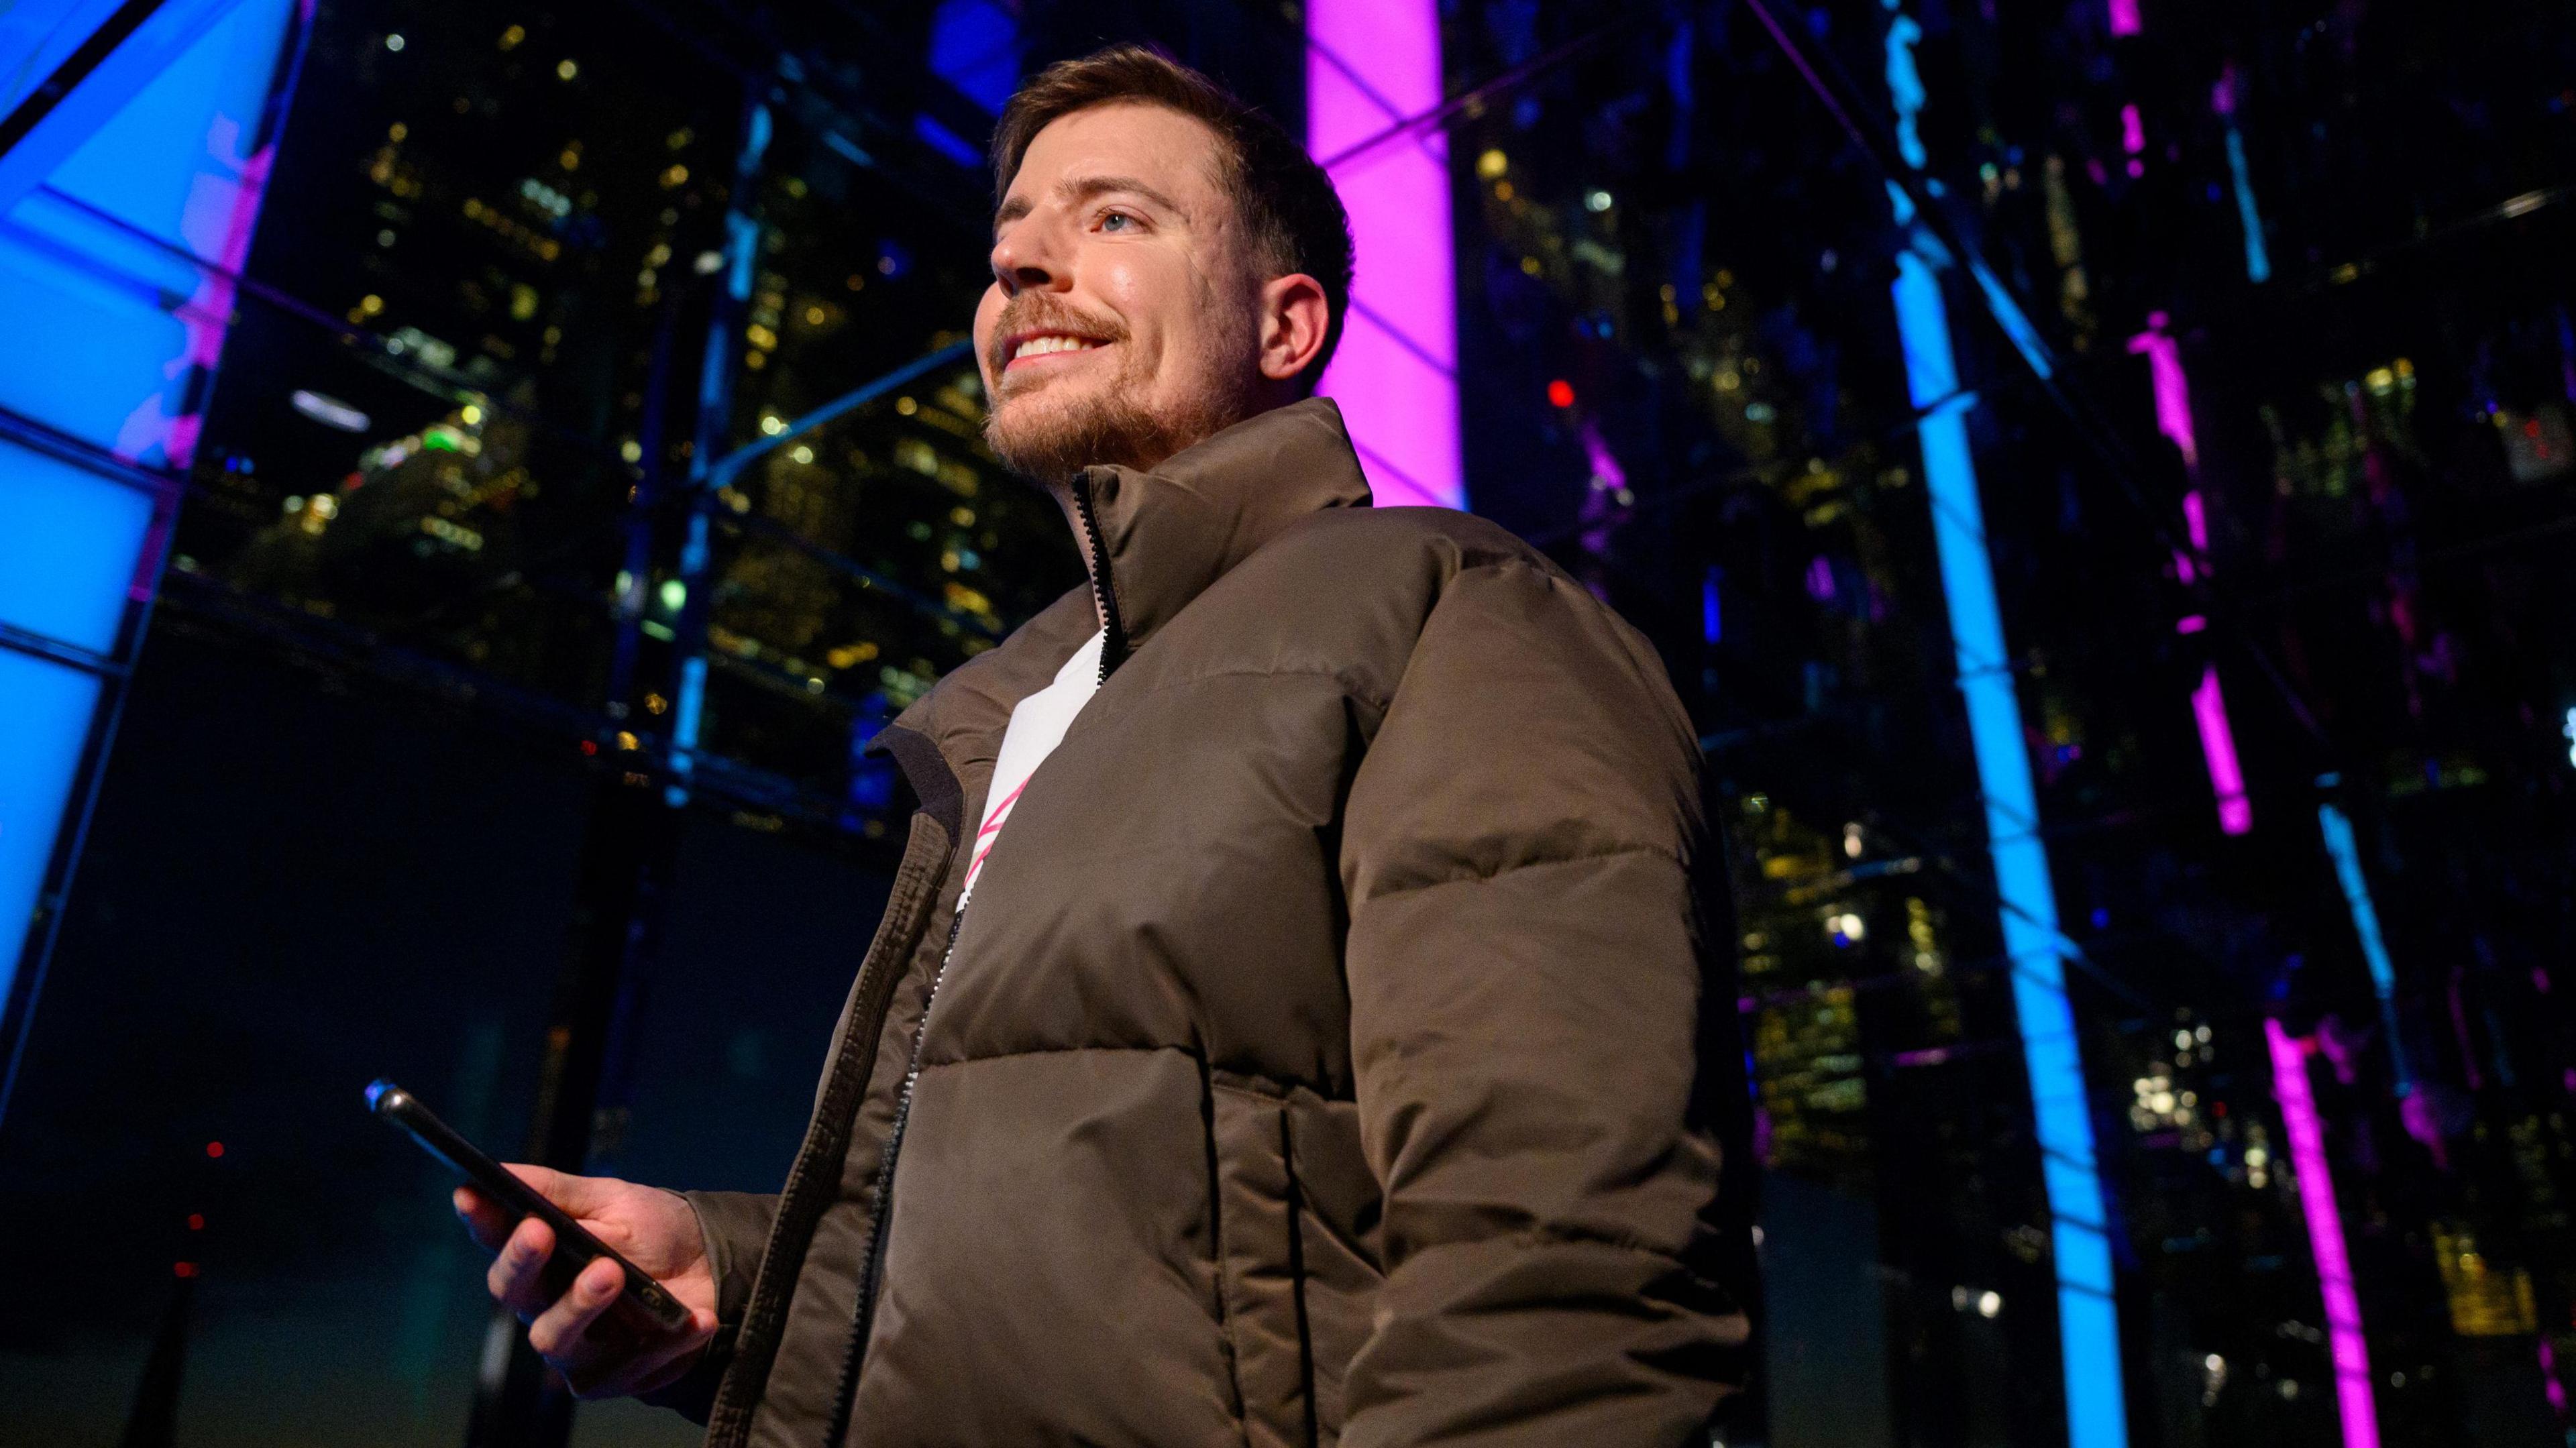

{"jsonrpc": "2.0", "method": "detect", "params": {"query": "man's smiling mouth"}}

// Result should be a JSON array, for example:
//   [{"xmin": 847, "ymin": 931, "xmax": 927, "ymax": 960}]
[{"xmin": 1004, "ymin": 331, "xmax": 1109, "ymax": 369}]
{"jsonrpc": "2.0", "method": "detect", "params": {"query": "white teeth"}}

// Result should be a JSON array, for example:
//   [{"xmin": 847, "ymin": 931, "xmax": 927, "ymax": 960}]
[{"xmin": 1012, "ymin": 335, "xmax": 1099, "ymax": 360}]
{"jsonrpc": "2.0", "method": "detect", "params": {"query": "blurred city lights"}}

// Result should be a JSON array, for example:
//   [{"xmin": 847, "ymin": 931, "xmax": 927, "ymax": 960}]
[{"xmin": 288, "ymin": 390, "xmax": 370, "ymax": 433}]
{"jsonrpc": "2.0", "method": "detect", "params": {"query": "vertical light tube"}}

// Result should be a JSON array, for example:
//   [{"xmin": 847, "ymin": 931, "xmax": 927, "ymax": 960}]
[
  {"xmin": 2191, "ymin": 667, "xmax": 2253, "ymax": 834},
  {"xmin": 2129, "ymin": 320, "xmax": 2251, "ymax": 835},
  {"xmin": 665, "ymin": 100, "xmax": 771, "ymax": 807},
  {"xmin": 2126, "ymin": 321, "xmax": 2199, "ymax": 465},
  {"xmin": 1883, "ymin": 11, "xmax": 2130, "ymax": 1445},
  {"xmin": 2317, "ymin": 800, "xmax": 2412, "ymax": 1091},
  {"xmin": 2222, "ymin": 131, "xmax": 2271, "ymax": 283},
  {"xmin": 2267, "ymin": 1019, "xmax": 2381, "ymax": 1448},
  {"xmin": 1305, "ymin": 0, "xmax": 1462, "ymax": 509},
  {"xmin": 2211, "ymin": 69, "xmax": 2273, "ymax": 284}
]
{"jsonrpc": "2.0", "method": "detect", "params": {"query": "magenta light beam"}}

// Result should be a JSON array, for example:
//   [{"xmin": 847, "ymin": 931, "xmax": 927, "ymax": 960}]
[
  {"xmin": 2131, "ymin": 317, "xmax": 2250, "ymax": 834},
  {"xmin": 2127, "ymin": 318, "xmax": 2198, "ymax": 467},
  {"xmin": 1306, "ymin": 0, "xmax": 1462, "ymax": 510},
  {"xmin": 2192, "ymin": 667, "xmax": 2253, "ymax": 834},
  {"xmin": 2267, "ymin": 1020, "xmax": 2381, "ymax": 1448},
  {"xmin": 2108, "ymin": 0, "xmax": 2141, "ymax": 36}
]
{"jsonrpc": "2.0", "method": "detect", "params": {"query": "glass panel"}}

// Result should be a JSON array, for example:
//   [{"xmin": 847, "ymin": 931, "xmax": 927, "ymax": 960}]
[
  {"xmin": 0, "ymin": 441, "xmax": 154, "ymax": 653},
  {"xmin": 0, "ymin": 649, "xmax": 101, "ymax": 999}
]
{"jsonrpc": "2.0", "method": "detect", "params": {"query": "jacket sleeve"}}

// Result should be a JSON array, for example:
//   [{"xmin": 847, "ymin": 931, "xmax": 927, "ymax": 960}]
[
  {"xmin": 639, "ymin": 1190, "xmax": 777, "ymax": 1423},
  {"xmin": 1337, "ymin": 558, "xmax": 1746, "ymax": 1447}
]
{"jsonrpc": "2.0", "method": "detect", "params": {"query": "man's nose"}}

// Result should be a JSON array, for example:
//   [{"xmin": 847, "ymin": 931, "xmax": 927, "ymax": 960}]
[{"xmin": 989, "ymin": 223, "xmax": 1067, "ymax": 296}]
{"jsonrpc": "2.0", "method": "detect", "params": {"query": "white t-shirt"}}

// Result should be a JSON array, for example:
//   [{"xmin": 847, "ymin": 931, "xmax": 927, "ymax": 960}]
[{"xmin": 958, "ymin": 628, "xmax": 1106, "ymax": 905}]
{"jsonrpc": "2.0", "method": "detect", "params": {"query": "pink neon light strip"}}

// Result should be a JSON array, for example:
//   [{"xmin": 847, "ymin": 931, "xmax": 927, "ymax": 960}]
[
  {"xmin": 2192, "ymin": 666, "xmax": 2252, "ymax": 835},
  {"xmin": 2127, "ymin": 319, "xmax": 2198, "ymax": 469},
  {"xmin": 1307, "ymin": 0, "xmax": 1462, "ymax": 509},
  {"xmin": 2267, "ymin": 1020, "xmax": 2381, "ymax": 1448},
  {"xmin": 2120, "ymin": 103, "xmax": 2145, "ymax": 156},
  {"xmin": 2181, "ymin": 490, "xmax": 2210, "ymax": 552},
  {"xmin": 2133, "ymin": 319, "xmax": 2251, "ymax": 833},
  {"xmin": 2108, "ymin": 0, "xmax": 2141, "ymax": 35}
]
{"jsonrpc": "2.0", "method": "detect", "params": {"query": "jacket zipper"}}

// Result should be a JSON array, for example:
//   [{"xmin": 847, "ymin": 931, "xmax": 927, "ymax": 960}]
[
  {"xmin": 824, "ymin": 482, "xmax": 1128, "ymax": 1441},
  {"xmin": 826, "ymin": 903, "xmax": 965, "ymax": 1445},
  {"xmin": 1071, "ymin": 471, "xmax": 1128, "ymax": 682}
]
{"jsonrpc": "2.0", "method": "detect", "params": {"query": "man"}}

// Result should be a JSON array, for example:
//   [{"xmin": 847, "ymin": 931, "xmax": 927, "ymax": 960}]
[{"xmin": 460, "ymin": 45, "xmax": 1746, "ymax": 1446}]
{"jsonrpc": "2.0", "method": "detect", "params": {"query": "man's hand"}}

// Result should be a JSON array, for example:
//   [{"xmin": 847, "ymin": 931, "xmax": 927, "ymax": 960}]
[{"xmin": 455, "ymin": 1165, "xmax": 720, "ymax": 1399}]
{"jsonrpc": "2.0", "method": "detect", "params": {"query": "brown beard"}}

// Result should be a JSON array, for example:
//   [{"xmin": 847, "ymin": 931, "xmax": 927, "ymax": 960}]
[{"xmin": 981, "ymin": 294, "xmax": 1252, "ymax": 484}]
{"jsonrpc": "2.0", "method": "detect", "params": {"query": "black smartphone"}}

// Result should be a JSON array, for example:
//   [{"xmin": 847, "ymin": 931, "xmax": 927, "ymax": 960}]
[{"xmin": 366, "ymin": 1078, "xmax": 693, "ymax": 1335}]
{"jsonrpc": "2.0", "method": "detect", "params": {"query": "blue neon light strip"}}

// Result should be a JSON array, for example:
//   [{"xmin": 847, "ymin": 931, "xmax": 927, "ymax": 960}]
[
  {"xmin": 1883, "ymin": 10, "xmax": 2129, "ymax": 1447},
  {"xmin": 667, "ymin": 103, "xmax": 772, "ymax": 806},
  {"xmin": 2223, "ymin": 129, "xmax": 2271, "ymax": 285},
  {"xmin": 2317, "ymin": 800, "xmax": 2410, "ymax": 1092}
]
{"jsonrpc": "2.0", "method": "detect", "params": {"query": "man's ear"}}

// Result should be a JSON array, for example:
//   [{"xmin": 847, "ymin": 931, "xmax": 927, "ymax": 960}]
[{"xmin": 1255, "ymin": 272, "xmax": 1331, "ymax": 384}]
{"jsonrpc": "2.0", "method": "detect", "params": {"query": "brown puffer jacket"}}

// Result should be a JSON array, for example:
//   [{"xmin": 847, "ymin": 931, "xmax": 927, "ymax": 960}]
[{"xmin": 676, "ymin": 397, "xmax": 1746, "ymax": 1447}]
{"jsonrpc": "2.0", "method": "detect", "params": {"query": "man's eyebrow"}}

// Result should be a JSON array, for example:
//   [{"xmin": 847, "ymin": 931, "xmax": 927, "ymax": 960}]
[
  {"xmin": 993, "ymin": 174, "xmax": 1184, "ymax": 235},
  {"xmin": 1059, "ymin": 174, "xmax": 1183, "ymax": 215}
]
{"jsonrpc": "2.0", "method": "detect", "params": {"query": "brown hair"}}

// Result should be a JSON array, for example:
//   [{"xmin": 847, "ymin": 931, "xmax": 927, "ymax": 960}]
[{"xmin": 992, "ymin": 45, "xmax": 1354, "ymax": 392}]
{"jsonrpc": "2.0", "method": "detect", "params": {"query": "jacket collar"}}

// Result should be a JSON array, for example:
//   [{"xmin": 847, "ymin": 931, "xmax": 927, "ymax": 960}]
[
  {"xmin": 1071, "ymin": 394, "xmax": 1372, "ymax": 669},
  {"xmin": 874, "ymin": 396, "xmax": 1373, "ymax": 820}
]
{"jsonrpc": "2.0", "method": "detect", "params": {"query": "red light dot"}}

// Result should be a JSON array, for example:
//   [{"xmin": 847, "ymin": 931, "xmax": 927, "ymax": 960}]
[
  {"xmin": 187, "ymin": 1213, "xmax": 205, "ymax": 1231},
  {"xmin": 579, "ymin": 739, "xmax": 598, "ymax": 756},
  {"xmin": 174, "ymin": 1262, "xmax": 198, "ymax": 1278},
  {"xmin": 1546, "ymin": 379, "xmax": 1575, "ymax": 408},
  {"xmin": 205, "ymin": 1141, "xmax": 224, "ymax": 1158}
]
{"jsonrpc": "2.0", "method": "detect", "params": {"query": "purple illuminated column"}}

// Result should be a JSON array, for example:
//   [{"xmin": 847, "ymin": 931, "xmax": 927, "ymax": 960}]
[
  {"xmin": 2131, "ymin": 317, "xmax": 2251, "ymax": 834},
  {"xmin": 1306, "ymin": 0, "xmax": 1462, "ymax": 509},
  {"xmin": 2267, "ymin": 1019, "xmax": 2381, "ymax": 1448}
]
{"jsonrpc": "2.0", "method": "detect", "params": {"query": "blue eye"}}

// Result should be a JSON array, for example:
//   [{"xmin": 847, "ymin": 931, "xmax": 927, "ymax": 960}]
[{"xmin": 1100, "ymin": 212, "xmax": 1133, "ymax": 232}]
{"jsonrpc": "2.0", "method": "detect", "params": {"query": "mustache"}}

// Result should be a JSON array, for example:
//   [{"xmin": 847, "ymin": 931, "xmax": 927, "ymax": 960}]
[{"xmin": 987, "ymin": 296, "xmax": 1126, "ymax": 375}]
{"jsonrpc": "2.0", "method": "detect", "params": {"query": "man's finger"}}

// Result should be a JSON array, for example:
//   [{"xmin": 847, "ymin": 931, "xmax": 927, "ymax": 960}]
[
  {"xmin": 500, "ymin": 1162, "xmax": 614, "ymax": 1217},
  {"xmin": 486, "ymin": 1216, "xmax": 557, "ymax": 1319},
  {"xmin": 453, "ymin": 1186, "xmax": 515, "ymax": 1253},
  {"xmin": 526, "ymin": 1257, "xmax": 623, "ymax": 1365}
]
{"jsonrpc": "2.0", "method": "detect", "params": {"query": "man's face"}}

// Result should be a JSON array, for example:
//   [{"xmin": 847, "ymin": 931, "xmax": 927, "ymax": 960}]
[{"xmin": 975, "ymin": 103, "xmax": 1265, "ymax": 484}]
